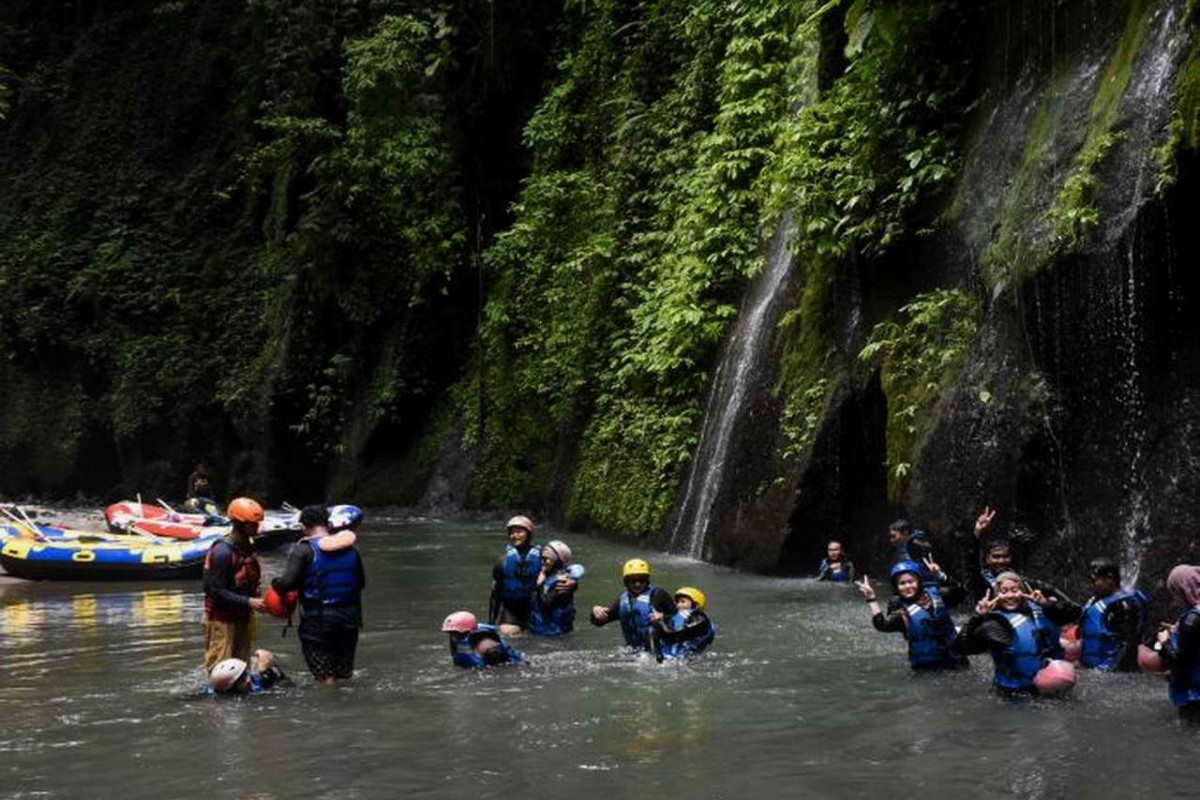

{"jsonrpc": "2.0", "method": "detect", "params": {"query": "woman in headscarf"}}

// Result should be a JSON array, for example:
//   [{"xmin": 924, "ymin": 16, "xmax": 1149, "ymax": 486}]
[{"xmin": 1156, "ymin": 565, "xmax": 1200, "ymax": 719}]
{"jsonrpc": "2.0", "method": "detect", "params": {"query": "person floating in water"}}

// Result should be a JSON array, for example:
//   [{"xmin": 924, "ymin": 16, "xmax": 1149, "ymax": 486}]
[
  {"xmin": 858, "ymin": 558, "xmax": 967, "ymax": 671},
  {"xmin": 1155, "ymin": 565, "xmax": 1200, "ymax": 720},
  {"xmin": 650, "ymin": 586, "xmax": 716, "ymax": 661},
  {"xmin": 209, "ymin": 649, "xmax": 289, "ymax": 695},
  {"xmin": 590, "ymin": 558, "xmax": 675, "ymax": 652},
  {"xmin": 817, "ymin": 540, "xmax": 855, "ymax": 583},
  {"xmin": 1076, "ymin": 557, "xmax": 1148, "ymax": 672},
  {"xmin": 442, "ymin": 611, "xmax": 523, "ymax": 668},
  {"xmin": 489, "ymin": 515, "xmax": 540, "ymax": 637},
  {"xmin": 529, "ymin": 540, "xmax": 585, "ymax": 637},
  {"xmin": 954, "ymin": 570, "xmax": 1081, "ymax": 696}
]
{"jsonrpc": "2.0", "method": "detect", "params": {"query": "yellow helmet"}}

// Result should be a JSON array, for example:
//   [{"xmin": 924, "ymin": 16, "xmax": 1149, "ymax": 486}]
[
  {"xmin": 622, "ymin": 558, "xmax": 652, "ymax": 578},
  {"xmin": 674, "ymin": 586, "xmax": 707, "ymax": 610}
]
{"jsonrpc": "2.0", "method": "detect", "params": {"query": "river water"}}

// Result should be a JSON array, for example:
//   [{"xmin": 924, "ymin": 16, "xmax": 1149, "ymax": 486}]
[{"xmin": 1, "ymin": 517, "xmax": 1197, "ymax": 799}]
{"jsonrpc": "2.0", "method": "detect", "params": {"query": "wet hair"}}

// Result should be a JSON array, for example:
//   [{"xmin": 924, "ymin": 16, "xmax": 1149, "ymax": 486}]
[
  {"xmin": 889, "ymin": 519, "xmax": 911, "ymax": 534},
  {"xmin": 1089, "ymin": 557, "xmax": 1120, "ymax": 582},
  {"xmin": 986, "ymin": 540, "xmax": 1012, "ymax": 555},
  {"xmin": 299, "ymin": 504, "xmax": 329, "ymax": 530},
  {"xmin": 482, "ymin": 647, "xmax": 510, "ymax": 666}
]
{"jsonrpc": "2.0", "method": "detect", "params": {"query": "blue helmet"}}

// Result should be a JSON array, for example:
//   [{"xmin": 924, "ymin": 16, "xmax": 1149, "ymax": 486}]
[
  {"xmin": 889, "ymin": 560, "xmax": 923, "ymax": 585},
  {"xmin": 328, "ymin": 504, "xmax": 364, "ymax": 532}
]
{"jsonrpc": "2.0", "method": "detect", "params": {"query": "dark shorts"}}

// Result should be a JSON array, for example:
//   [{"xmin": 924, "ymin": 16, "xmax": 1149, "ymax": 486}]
[
  {"xmin": 298, "ymin": 605, "xmax": 361, "ymax": 681},
  {"xmin": 494, "ymin": 599, "xmax": 532, "ymax": 629}
]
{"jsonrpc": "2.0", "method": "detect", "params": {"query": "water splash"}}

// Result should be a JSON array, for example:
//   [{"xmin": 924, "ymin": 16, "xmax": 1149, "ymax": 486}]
[{"xmin": 671, "ymin": 215, "xmax": 795, "ymax": 559}]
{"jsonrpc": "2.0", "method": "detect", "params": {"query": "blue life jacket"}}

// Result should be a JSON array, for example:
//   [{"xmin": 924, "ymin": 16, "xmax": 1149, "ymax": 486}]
[
  {"xmin": 303, "ymin": 539, "xmax": 362, "ymax": 606},
  {"xmin": 529, "ymin": 570, "xmax": 578, "ymax": 637},
  {"xmin": 619, "ymin": 586, "xmax": 656, "ymax": 649},
  {"xmin": 1080, "ymin": 588, "xmax": 1147, "ymax": 669},
  {"xmin": 902, "ymin": 595, "xmax": 963, "ymax": 669},
  {"xmin": 990, "ymin": 605, "xmax": 1060, "ymax": 692},
  {"xmin": 1168, "ymin": 608, "xmax": 1200, "ymax": 707},
  {"xmin": 818, "ymin": 559, "xmax": 853, "ymax": 583},
  {"xmin": 497, "ymin": 544, "xmax": 541, "ymax": 603},
  {"xmin": 658, "ymin": 611, "xmax": 716, "ymax": 659},
  {"xmin": 450, "ymin": 625, "xmax": 524, "ymax": 669}
]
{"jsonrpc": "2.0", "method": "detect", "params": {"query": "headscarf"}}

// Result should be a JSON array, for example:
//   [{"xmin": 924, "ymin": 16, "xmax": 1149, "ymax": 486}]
[{"xmin": 1167, "ymin": 565, "xmax": 1200, "ymax": 606}]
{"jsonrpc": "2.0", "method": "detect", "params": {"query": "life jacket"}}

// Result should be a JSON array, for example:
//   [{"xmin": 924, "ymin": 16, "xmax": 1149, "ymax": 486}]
[
  {"xmin": 1168, "ymin": 608, "xmax": 1200, "ymax": 707},
  {"xmin": 302, "ymin": 538, "xmax": 362, "ymax": 607},
  {"xmin": 902, "ymin": 594, "xmax": 963, "ymax": 669},
  {"xmin": 203, "ymin": 538, "xmax": 261, "ymax": 623},
  {"xmin": 819, "ymin": 559, "xmax": 853, "ymax": 583},
  {"xmin": 497, "ymin": 544, "xmax": 541, "ymax": 603},
  {"xmin": 658, "ymin": 610, "xmax": 716, "ymax": 659},
  {"xmin": 450, "ymin": 625, "xmax": 523, "ymax": 669},
  {"xmin": 1080, "ymin": 588, "xmax": 1147, "ymax": 669},
  {"xmin": 619, "ymin": 586, "xmax": 656, "ymax": 649},
  {"xmin": 529, "ymin": 570, "xmax": 577, "ymax": 637},
  {"xmin": 989, "ymin": 605, "xmax": 1060, "ymax": 692}
]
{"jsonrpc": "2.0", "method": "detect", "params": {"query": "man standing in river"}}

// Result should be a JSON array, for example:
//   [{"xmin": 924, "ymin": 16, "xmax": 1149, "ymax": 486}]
[{"xmin": 202, "ymin": 496, "xmax": 267, "ymax": 671}]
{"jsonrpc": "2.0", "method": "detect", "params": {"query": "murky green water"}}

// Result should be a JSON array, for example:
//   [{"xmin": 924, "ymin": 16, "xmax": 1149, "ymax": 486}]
[{"xmin": 1, "ymin": 518, "xmax": 1198, "ymax": 799}]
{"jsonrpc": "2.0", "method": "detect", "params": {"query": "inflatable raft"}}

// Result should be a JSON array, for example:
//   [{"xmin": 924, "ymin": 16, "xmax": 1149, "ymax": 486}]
[{"xmin": 0, "ymin": 524, "xmax": 217, "ymax": 581}]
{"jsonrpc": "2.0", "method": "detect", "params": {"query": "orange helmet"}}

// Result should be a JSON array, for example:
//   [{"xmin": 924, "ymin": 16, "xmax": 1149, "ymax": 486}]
[{"xmin": 227, "ymin": 497, "xmax": 265, "ymax": 523}]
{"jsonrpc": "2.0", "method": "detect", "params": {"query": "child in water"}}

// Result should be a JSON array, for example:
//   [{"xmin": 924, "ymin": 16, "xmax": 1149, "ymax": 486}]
[
  {"xmin": 649, "ymin": 587, "xmax": 716, "ymax": 661},
  {"xmin": 530, "ymin": 540, "xmax": 585, "ymax": 637},
  {"xmin": 442, "ymin": 611, "xmax": 524, "ymax": 668}
]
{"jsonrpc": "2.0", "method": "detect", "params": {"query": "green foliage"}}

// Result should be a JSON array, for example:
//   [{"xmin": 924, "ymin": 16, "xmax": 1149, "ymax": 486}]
[
  {"xmin": 0, "ymin": 65, "xmax": 10, "ymax": 120},
  {"xmin": 858, "ymin": 289, "xmax": 981, "ymax": 500}
]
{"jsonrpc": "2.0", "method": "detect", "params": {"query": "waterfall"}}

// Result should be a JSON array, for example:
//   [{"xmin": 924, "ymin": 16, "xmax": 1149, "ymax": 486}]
[
  {"xmin": 1110, "ymin": 0, "xmax": 1181, "ymax": 587},
  {"xmin": 671, "ymin": 215, "xmax": 795, "ymax": 559}
]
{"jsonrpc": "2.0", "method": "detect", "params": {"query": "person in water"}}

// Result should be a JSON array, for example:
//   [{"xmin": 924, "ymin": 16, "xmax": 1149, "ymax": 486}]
[
  {"xmin": 858, "ymin": 558, "xmax": 967, "ymax": 671},
  {"xmin": 590, "ymin": 558, "xmax": 675, "ymax": 652},
  {"xmin": 202, "ymin": 496, "xmax": 266, "ymax": 671},
  {"xmin": 489, "ymin": 515, "xmax": 540, "ymax": 637},
  {"xmin": 954, "ymin": 570, "xmax": 1081, "ymax": 696},
  {"xmin": 209, "ymin": 649, "xmax": 289, "ymax": 695},
  {"xmin": 271, "ymin": 504, "xmax": 366, "ymax": 685},
  {"xmin": 1076, "ymin": 557, "xmax": 1148, "ymax": 672},
  {"xmin": 817, "ymin": 540, "xmax": 855, "ymax": 583},
  {"xmin": 442, "ymin": 611, "xmax": 523, "ymax": 668},
  {"xmin": 965, "ymin": 506, "xmax": 1071, "ymax": 604},
  {"xmin": 529, "ymin": 540, "xmax": 585, "ymax": 637},
  {"xmin": 649, "ymin": 586, "xmax": 716, "ymax": 661},
  {"xmin": 1154, "ymin": 565, "xmax": 1200, "ymax": 719}
]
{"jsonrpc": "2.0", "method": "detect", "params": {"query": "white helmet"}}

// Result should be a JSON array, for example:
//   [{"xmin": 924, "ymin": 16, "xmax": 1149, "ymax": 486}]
[
  {"xmin": 543, "ymin": 540, "xmax": 572, "ymax": 567},
  {"xmin": 210, "ymin": 658, "xmax": 248, "ymax": 693}
]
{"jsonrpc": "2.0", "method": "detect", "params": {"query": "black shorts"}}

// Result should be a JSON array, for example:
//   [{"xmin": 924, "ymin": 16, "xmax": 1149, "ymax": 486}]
[
  {"xmin": 494, "ymin": 599, "xmax": 532, "ymax": 629},
  {"xmin": 298, "ymin": 605, "xmax": 361, "ymax": 681}
]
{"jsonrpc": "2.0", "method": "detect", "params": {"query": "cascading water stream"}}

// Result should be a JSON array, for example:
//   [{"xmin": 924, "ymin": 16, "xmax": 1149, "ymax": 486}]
[
  {"xmin": 671, "ymin": 215, "xmax": 795, "ymax": 559},
  {"xmin": 1108, "ymin": 0, "xmax": 1181, "ymax": 586}
]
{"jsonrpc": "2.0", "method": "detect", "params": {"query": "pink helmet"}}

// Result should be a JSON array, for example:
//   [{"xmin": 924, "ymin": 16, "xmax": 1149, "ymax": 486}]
[
  {"xmin": 1033, "ymin": 659, "xmax": 1077, "ymax": 696},
  {"xmin": 506, "ymin": 516, "xmax": 535, "ymax": 534},
  {"xmin": 210, "ymin": 658, "xmax": 248, "ymax": 693},
  {"xmin": 543, "ymin": 540, "xmax": 572, "ymax": 567},
  {"xmin": 441, "ymin": 611, "xmax": 477, "ymax": 634}
]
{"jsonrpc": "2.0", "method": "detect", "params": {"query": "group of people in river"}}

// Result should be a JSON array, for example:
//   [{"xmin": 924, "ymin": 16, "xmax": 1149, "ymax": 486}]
[
  {"xmin": 818, "ymin": 506, "xmax": 1200, "ymax": 717},
  {"xmin": 441, "ymin": 516, "xmax": 717, "ymax": 668},
  {"xmin": 202, "ymin": 497, "xmax": 366, "ymax": 695}
]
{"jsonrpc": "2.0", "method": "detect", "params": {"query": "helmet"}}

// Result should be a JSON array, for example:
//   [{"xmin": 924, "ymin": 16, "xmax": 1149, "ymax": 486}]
[
  {"xmin": 888, "ymin": 560, "xmax": 923, "ymax": 584},
  {"xmin": 543, "ymin": 540, "xmax": 572, "ymax": 567},
  {"xmin": 506, "ymin": 515, "xmax": 535, "ymax": 534},
  {"xmin": 1137, "ymin": 643, "xmax": 1167, "ymax": 674},
  {"xmin": 622, "ymin": 558, "xmax": 651, "ymax": 578},
  {"xmin": 210, "ymin": 658, "xmax": 248, "ymax": 693},
  {"xmin": 263, "ymin": 587, "xmax": 298, "ymax": 619},
  {"xmin": 328, "ymin": 504, "xmax": 363, "ymax": 532},
  {"xmin": 226, "ymin": 497, "xmax": 265, "ymax": 523},
  {"xmin": 441, "ymin": 611, "xmax": 477, "ymax": 634},
  {"xmin": 674, "ymin": 586, "xmax": 707, "ymax": 610},
  {"xmin": 1033, "ymin": 659, "xmax": 1077, "ymax": 696}
]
